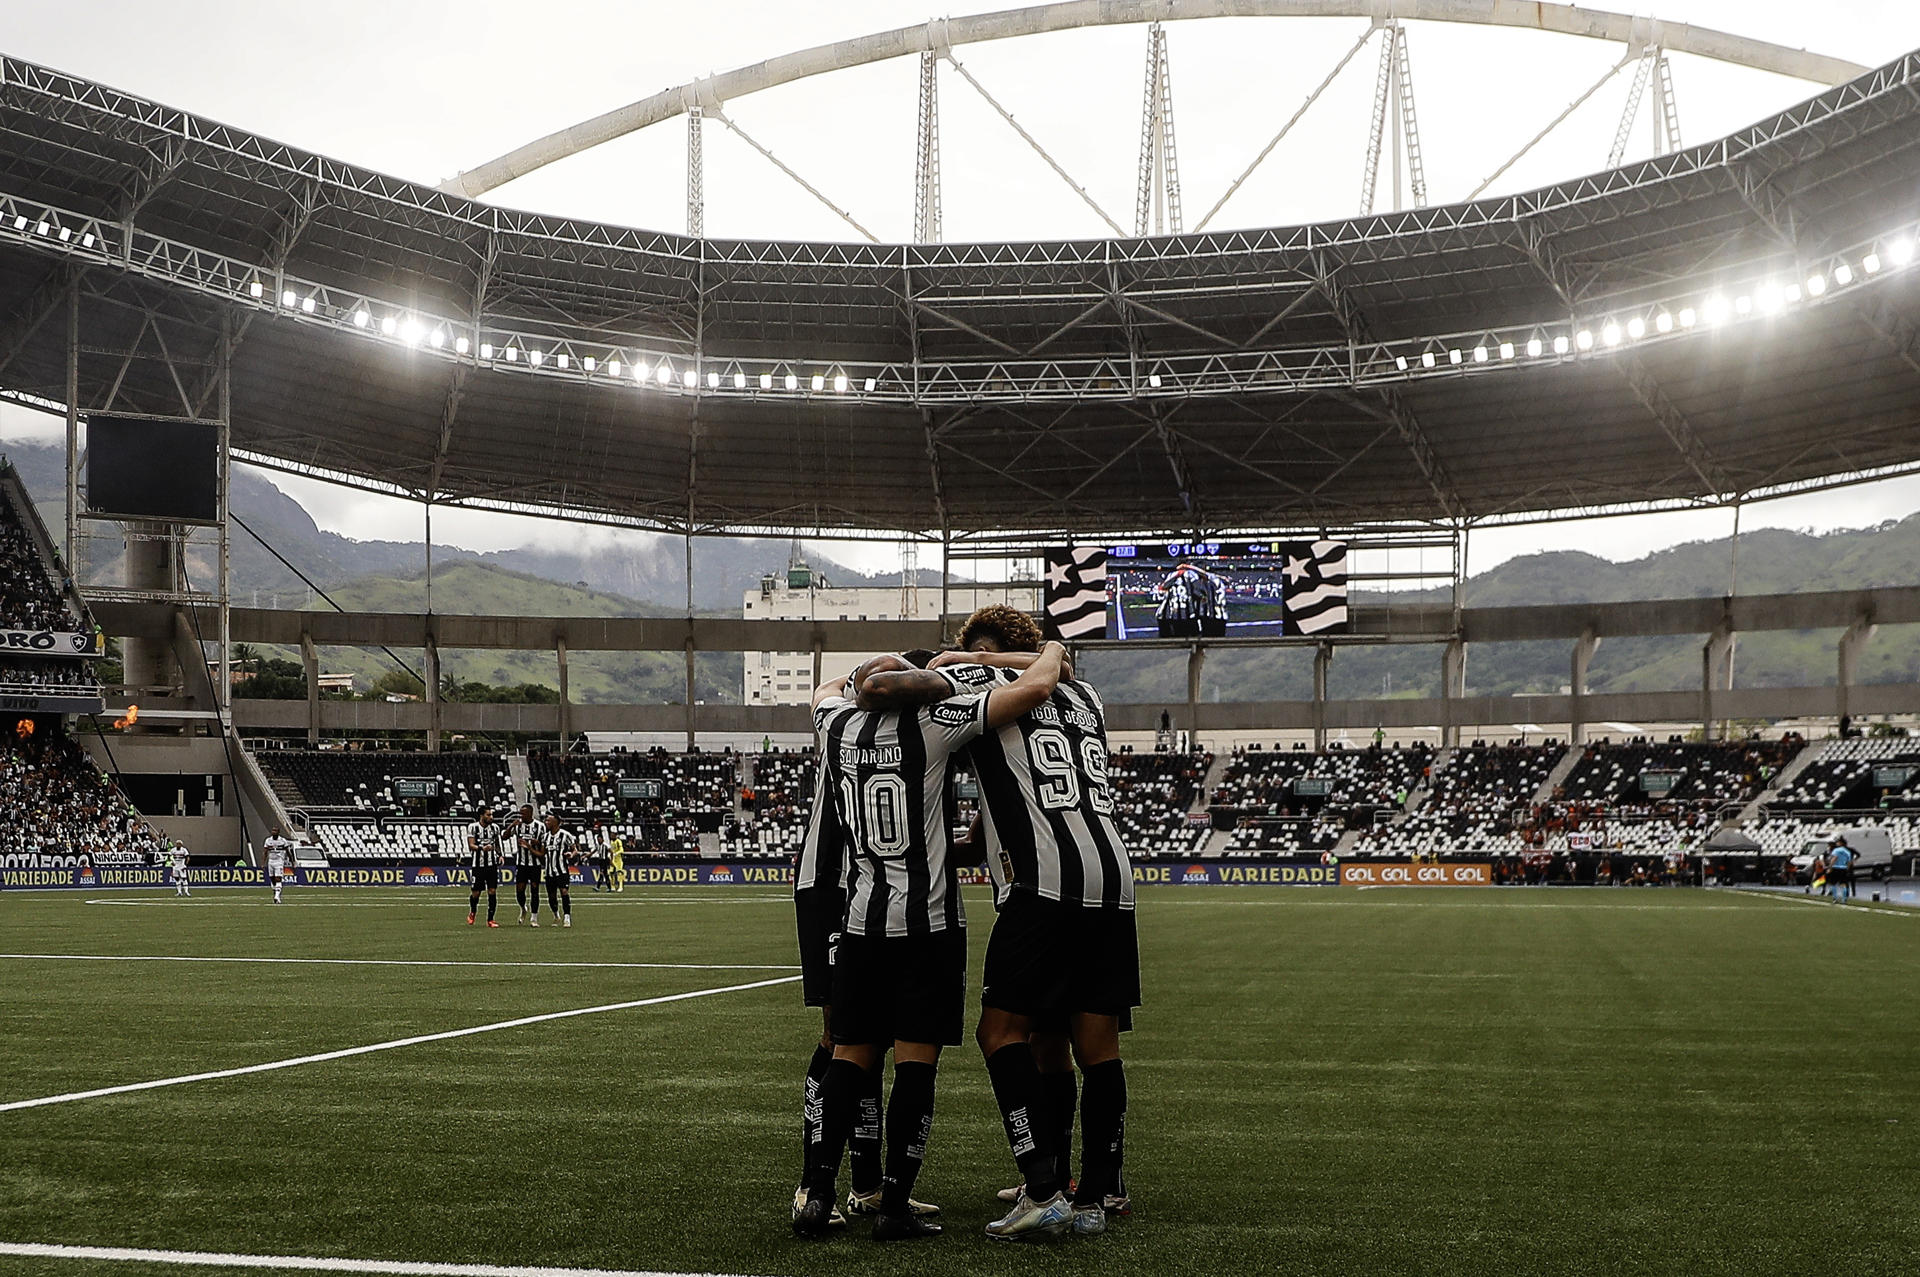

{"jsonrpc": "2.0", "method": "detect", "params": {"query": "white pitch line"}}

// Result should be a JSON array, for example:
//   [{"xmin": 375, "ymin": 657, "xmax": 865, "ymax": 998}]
[
  {"xmin": 80, "ymin": 897, "xmax": 793, "ymax": 908},
  {"xmin": 0, "ymin": 974, "xmax": 798, "ymax": 1115},
  {"xmin": 0, "ymin": 954, "xmax": 798, "ymax": 971},
  {"xmin": 0, "ymin": 1242, "xmax": 764, "ymax": 1277}
]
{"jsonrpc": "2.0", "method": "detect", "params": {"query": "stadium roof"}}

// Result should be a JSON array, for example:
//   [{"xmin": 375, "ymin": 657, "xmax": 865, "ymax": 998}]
[{"xmin": 0, "ymin": 49, "xmax": 1918, "ymax": 538}]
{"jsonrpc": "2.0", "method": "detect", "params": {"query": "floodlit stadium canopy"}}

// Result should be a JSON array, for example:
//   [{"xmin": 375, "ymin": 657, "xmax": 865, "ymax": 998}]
[{"xmin": 0, "ymin": 49, "xmax": 1918, "ymax": 537}]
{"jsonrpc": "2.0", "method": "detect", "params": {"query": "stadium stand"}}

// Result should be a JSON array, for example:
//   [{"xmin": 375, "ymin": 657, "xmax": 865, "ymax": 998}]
[
  {"xmin": 1108, "ymin": 748, "xmax": 1211, "ymax": 858},
  {"xmin": 726, "ymin": 749, "xmax": 816, "ymax": 860},
  {"xmin": 1213, "ymin": 744, "xmax": 1431, "ymax": 856},
  {"xmin": 0, "ymin": 481, "xmax": 78, "ymax": 634},
  {"xmin": 1362, "ymin": 744, "xmax": 1565, "ymax": 856},
  {"xmin": 0, "ymin": 660, "xmax": 96, "ymax": 688},
  {"xmin": 256, "ymin": 750, "xmax": 515, "ymax": 814},
  {"xmin": 528, "ymin": 750, "xmax": 734, "ymax": 859},
  {"xmin": 1554, "ymin": 738, "xmax": 1801, "ymax": 810},
  {"xmin": 0, "ymin": 728, "xmax": 163, "ymax": 866},
  {"xmin": 1766, "ymin": 737, "xmax": 1920, "ymax": 811}
]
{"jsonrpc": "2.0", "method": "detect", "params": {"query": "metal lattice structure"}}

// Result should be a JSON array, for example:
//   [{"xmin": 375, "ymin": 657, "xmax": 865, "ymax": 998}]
[{"xmin": 1, "ymin": 48, "xmax": 1919, "ymax": 542}]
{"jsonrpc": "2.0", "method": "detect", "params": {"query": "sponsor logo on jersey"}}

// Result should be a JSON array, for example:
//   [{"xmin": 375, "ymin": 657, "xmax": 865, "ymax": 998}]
[
  {"xmin": 930, "ymin": 703, "xmax": 975, "ymax": 726},
  {"xmin": 947, "ymin": 664, "xmax": 995, "ymax": 685}
]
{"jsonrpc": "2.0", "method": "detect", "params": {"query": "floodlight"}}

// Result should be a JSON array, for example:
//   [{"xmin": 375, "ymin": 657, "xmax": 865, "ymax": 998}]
[
  {"xmin": 35, "ymin": 221, "xmax": 48, "ymax": 235},
  {"xmin": 381, "ymin": 316, "xmax": 397, "ymax": 336},
  {"xmin": 58, "ymin": 226, "xmax": 71, "ymax": 241},
  {"xmin": 1473, "ymin": 346, "xmax": 1488, "ymax": 363},
  {"xmin": 1601, "ymin": 324, "xmax": 1620, "ymax": 347},
  {"xmin": 505, "ymin": 347, "xmax": 518, "ymax": 362},
  {"xmin": 833, "ymin": 374, "xmax": 849, "ymax": 392},
  {"xmin": 1833, "ymin": 264, "xmax": 1853, "ymax": 286},
  {"xmin": 281, "ymin": 289, "xmax": 297, "ymax": 307},
  {"xmin": 1498, "ymin": 342, "xmax": 1514, "ymax": 360},
  {"xmin": 1627, "ymin": 317, "xmax": 1646, "ymax": 339},
  {"xmin": 1677, "ymin": 308, "xmax": 1696, "ymax": 328},
  {"xmin": 583, "ymin": 357, "xmax": 595, "ymax": 372},
  {"xmin": 1891, "ymin": 238, "xmax": 1915, "ymax": 266},
  {"xmin": 555, "ymin": 353, "xmax": 568, "ymax": 369},
  {"xmin": 1575, "ymin": 329, "xmax": 1593, "ymax": 351},
  {"xmin": 1148, "ymin": 373, "xmax": 1162, "ymax": 387},
  {"xmin": 1394, "ymin": 356, "xmax": 1408, "ymax": 372},
  {"xmin": 864, "ymin": 377, "xmax": 877, "ymax": 392},
  {"xmin": 1447, "ymin": 349, "xmax": 1462, "ymax": 365},
  {"xmin": 734, "ymin": 372, "xmax": 746, "ymax": 388},
  {"xmin": 479, "ymin": 343, "xmax": 493, "ymax": 359},
  {"xmin": 1654, "ymin": 313, "xmax": 1672, "ymax": 334},
  {"xmin": 635, "ymin": 363, "xmax": 650, "ymax": 381},
  {"xmin": 1420, "ymin": 351, "xmax": 1435, "ymax": 368},
  {"xmin": 659, "ymin": 364, "xmax": 674, "ymax": 385},
  {"xmin": 810, "ymin": 374, "xmax": 825, "ymax": 392},
  {"xmin": 429, "ymin": 329, "xmax": 444, "ymax": 348},
  {"xmin": 455, "ymin": 336, "xmax": 470, "ymax": 355},
  {"xmin": 785, "ymin": 374, "xmax": 798, "ymax": 390},
  {"xmin": 1526, "ymin": 338, "xmax": 1543, "ymax": 357},
  {"xmin": 684, "ymin": 369, "xmax": 697, "ymax": 388},
  {"xmin": 760, "ymin": 373, "xmax": 773, "ymax": 389},
  {"xmin": 1806, "ymin": 273, "xmax": 1827, "ymax": 297},
  {"xmin": 300, "ymin": 297, "xmax": 315, "ymax": 314},
  {"xmin": 529, "ymin": 349, "xmax": 543, "ymax": 367},
  {"xmin": 12, "ymin": 216, "xmax": 25, "ymax": 230},
  {"xmin": 707, "ymin": 371, "xmax": 720, "ymax": 388},
  {"xmin": 353, "ymin": 309, "xmax": 369, "ymax": 328},
  {"xmin": 1552, "ymin": 335, "xmax": 1569, "ymax": 355},
  {"xmin": 80, "ymin": 232, "xmax": 94, "ymax": 248},
  {"xmin": 1863, "ymin": 253, "xmax": 1883, "ymax": 275},
  {"xmin": 608, "ymin": 359, "xmax": 620, "ymax": 376},
  {"xmin": 1703, "ymin": 296, "xmax": 1728, "ymax": 324}
]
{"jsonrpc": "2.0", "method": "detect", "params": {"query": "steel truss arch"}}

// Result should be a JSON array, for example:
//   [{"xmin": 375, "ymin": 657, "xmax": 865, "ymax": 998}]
[{"xmin": 440, "ymin": 1, "xmax": 1866, "ymax": 201}]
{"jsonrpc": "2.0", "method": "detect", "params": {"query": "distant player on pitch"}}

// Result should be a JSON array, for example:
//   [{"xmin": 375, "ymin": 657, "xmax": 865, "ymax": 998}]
[
  {"xmin": 169, "ymin": 841, "xmax": 191, "ymax": 897},
  {"xmin": 509, "ymin": 803, "xmax": 543, "ymax": 924},
  {"xmin": 540, "ymin": 812, "xmax": 579, "ymax": 928},
  {"xmin": 263, "ymin": 825, "xmax": 294, "ymax": 904}
]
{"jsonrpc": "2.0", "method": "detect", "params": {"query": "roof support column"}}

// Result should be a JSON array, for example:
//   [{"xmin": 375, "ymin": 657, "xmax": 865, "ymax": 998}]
[
  {"xmin": 1838, "ymin": 617, "xmax": 1877, "ymax": 730},
  {"xmin": 1440, "ymin": 637, "xmax": 1466, "ymax": 748},
  {"xmin": 1186, "ymin": 644, "xmax": 1204, "ymax": 735},
  {"xmin": 301, "ymin": 628, "xmax": 319, "ymax": 748},
  {"xmin": 425, "ymin": 630, "xmax": 441, "ymax": 754},
  {"xmin": 1701, "ymin": 623, "xmax": 1733, "ymax": 743},
  {"xmin": 1312, "ymin": 642, "xmax": 1332, "ymax": 751},
  {"xmin": 557, "ymin": 637, "xmax": 571, "ymax": 752},
  {"xmin": 1570, "ymin": 629, "xmax": 1601, "ymax": 746}
]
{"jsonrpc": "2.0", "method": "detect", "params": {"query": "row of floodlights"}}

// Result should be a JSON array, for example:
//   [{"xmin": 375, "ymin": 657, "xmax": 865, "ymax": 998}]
[
  {"xmin": 1394, "ymin": 238, "xmax": 1917, "ymax": 372},
  {"xmin": 247, "ymin": 277, "xmax": 878, "ymax": 391},
  {"xmin": 11, "ymin": 203, "xmax": 1913, "ymax": 390}
]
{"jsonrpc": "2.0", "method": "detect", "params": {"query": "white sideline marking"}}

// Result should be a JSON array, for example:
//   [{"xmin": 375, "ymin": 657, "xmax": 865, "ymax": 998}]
[
  {"xmin": 0, "ymin": 954, "xmax": 797, "ymax": 971},
  {"xmin": 81, "ymin": 896, "xmax": 792, "ymax": 907},
  {"xmin": 0, "ymin": 1242, "xmax": 761, "ymax": 1277},
  {"xmin": 0, "ymin": 974, "xmax": 798, "ymax": 1114}
]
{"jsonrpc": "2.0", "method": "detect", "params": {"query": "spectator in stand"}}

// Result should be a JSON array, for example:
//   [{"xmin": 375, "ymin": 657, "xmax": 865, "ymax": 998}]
[{"xmin": 0, "ymin": 728, "xmax": 162, "ymax": 865}]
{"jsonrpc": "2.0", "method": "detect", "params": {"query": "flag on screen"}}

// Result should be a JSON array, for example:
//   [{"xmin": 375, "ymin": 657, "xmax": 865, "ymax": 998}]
[
  {"xmin": 1044, "ymin": 546, "xmax": 1109, "ymax": 641},
  {"xmin": 1282, "ymin": 539, "xmax": 1349, "ymax": 635}
]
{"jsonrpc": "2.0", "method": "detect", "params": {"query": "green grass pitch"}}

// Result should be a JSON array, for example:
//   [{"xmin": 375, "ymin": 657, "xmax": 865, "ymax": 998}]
[{"xmin": 1, "ymin": 884, "xmax": 1918, "ymax": 1277}]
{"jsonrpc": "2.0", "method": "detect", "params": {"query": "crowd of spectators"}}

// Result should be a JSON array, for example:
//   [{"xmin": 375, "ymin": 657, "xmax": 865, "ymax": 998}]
[
  {"xmin": 0, "ymin": 659, "xmax": 97, "ymax": 689},
  {"xmin": 0, "ymin": 727, "xmax": 163, "ymax": 865},
  {"xmin": 0, "ymin": 492, "xmax": 78, "ymax": 633},
  {"xmin": 1107, "ymin": 748, "xmax": 1212, "ymax": 858},
  {"xmin": 1359, "ymin": 744, "xmax": 1564, "ymax": 855}
]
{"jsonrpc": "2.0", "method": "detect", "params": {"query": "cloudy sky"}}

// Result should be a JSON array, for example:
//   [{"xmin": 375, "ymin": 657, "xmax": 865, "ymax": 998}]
[{"xmin": 4, "ymin": 0, "xmax": 1919, "ymax": 575}]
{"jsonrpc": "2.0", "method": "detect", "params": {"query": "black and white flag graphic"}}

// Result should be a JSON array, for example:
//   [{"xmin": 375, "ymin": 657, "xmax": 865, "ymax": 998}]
[
  {"xmin": 1281, "ymin": 540, "xmax": 1349, "ymax": 635},
  {"xmin": 1044, "ymin": 546, "xmax": 1109, "ymax": 641}
]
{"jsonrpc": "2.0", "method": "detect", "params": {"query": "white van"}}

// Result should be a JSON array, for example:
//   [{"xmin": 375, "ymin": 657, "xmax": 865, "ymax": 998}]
[{"xmin": 1788, "ymin": 826, "xmax": 1894, "ymax": 883}]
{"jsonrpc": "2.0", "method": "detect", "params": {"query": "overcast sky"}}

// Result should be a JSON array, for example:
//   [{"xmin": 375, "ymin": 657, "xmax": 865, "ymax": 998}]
[{"xmin": 5, "ymin": 0, "xmax": 1920, "ymax": 575}]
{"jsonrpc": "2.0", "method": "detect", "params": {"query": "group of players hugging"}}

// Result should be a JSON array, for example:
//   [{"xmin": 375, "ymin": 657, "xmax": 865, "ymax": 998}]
[
  {"xmin": 790, "ymin": 604, "xmax": 1138, "ymax": 1244},
  {"xmin": 463, "ymin": 804, "xmax": 582, "ymax": 928}
]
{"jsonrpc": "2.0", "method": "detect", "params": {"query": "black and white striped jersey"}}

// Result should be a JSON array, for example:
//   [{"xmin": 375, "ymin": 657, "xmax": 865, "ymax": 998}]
[
  {"xmin": 502, "ymin": 816, "xmax": 536, "ymax": 865},
  {"xmin": 954, "ymin": 664, "xmax": 1135, "ymax": 910},
  {"xmin": 814, "ymin": 682, "xmax": 992, "ymax": 938},
  {"xmin": 537, "ymin": 827, "xmax": 579, "ymax": 878},
  {"xmin": 793, "ymin": 758, "xmax": 850, "ymax": 895},
  {"xmin": 466, "ymin": 819, "xmax": 503, "ymax": 869}
]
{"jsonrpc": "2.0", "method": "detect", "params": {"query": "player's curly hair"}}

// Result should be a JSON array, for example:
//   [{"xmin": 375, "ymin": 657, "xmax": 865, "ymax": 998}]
[{"xmin": 955, "ymin": 604, "xmax": 1043, "ymax": 654}]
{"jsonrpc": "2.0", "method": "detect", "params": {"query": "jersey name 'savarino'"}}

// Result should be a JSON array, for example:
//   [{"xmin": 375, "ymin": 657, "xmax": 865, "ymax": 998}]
[
  {"xmin": 537, "ymin": 827, "xmax": 579, "ymax": 878},
  {"xmin": 793, "ymin": 757, "xmax": 850, "ymax": 895},
  {"xmin": 466, "ymin": 819, "xmax": 503, "ymax": 869},
  {"xmin": 814, "ymin": 675, "xmax": 992, "ymax": 938},
  {"xmin": 950, "ymin": 663, "xmax": 1135, "ymax": 910}
]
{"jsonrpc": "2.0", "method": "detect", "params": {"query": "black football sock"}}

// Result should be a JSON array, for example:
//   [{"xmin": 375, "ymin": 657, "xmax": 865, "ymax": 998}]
[
  {"xmin": 1073, "ymin": 1059, "xmax": 1127, "ymax": 1207},
  {"xmin": 1043, "ymin": 1068, "xmax": 1078, "ymax": 1186},
  {"xmin": 800, "ymin": 1044, "xmax": 832, "ymax": 1179},
  {"xmin": 486, "ymin": 890, "xmax": 497, "ymax": 922},
  {"xmin": 849, "ymin": 1055, "xmax": 885, "ymax": 1194},
  {"xmin": 804, "ymin": 1057, "xmax": 867, "ymax": 1199},
  {"xmin": 984, "ymin": 1043, "xmax": 1062, "ymax": 1199},
  {"xmin": 880, "ymin": 1061, "xmax": 936, "ymax": 1215},
  {"xmin": 561, "ymin": 892, "xmax": 571, "ymax": 918},
  {"xmin": 469, "ymin": 889, "xmax": 480, "ymax": 915}
]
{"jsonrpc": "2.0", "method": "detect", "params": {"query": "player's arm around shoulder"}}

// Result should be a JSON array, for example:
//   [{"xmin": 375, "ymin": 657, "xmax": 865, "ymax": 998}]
[{"xmin": 984, "ymin": 641, "xmax": 1066, "ymax": 728}]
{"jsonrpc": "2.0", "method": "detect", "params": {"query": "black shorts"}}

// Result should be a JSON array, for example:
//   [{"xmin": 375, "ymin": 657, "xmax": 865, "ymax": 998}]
[
  {"xmin": 545, "ymin": 871, "xmax": 571, "ymax": 890},
  {"xmin": 983, "ymin": 891, "xmax": 1141, "ymax": 1021},
  {"xmin": 794, "ymin": 886, "xmax": 845, "ymax": 1008},
  {"xmin": 830, "ymin": 928, "xmax": 967, "ymax": 1048},
  {"xmin": 514, "ymin": 865, "xmax": 541, "ymax": 886},
  {"xmin": 471, "ymin": 865, "xmax": 500, "ymax": 891}
]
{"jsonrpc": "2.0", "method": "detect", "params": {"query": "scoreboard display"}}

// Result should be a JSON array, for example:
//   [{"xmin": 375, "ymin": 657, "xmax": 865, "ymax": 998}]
[{"xmin": 617, "ymin": 778, "xmax": 665, "ymax": 801}]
